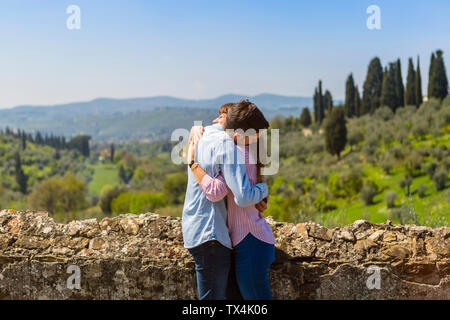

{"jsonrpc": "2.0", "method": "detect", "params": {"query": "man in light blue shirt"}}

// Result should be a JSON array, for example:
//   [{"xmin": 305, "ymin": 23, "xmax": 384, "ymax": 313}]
[{"xmin": 182, "ymin": 101, "xmax": 269, "ymax": 300}]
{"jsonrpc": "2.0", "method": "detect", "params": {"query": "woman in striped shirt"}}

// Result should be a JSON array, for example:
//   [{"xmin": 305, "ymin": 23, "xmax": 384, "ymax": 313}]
[{"xmin": 187, "ymin": 103, "xmax": 276, "ymax": 300}]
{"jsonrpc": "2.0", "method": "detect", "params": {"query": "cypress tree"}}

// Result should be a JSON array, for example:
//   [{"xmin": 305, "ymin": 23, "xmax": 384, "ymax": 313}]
[
  {"xmin": 318, "ymin": 80, "xmax": 325, "ymax": 123},
  {"xmin": 354, "ymin": 86, "xmax": 361, "ymax": 117},
  {"xmin": 394, "ymin": 59, "xmax": 405, "ymax": 108},
  {"xmin": 362, "ymin": 57, "xmax": 384, "ymax": 115},
  {"xmin": 118, "ymin": 165, "xmax": 127, "ymax": 184},
  {"xmin": 325, "ymin": 106, "xmax": 347, "ymax": 160},
  {"xmin": 313, "ymin": 88, "xmax": 319, "ymax": 124},
  {"xmin": 21, "ymin": 133, "xmax": 27, "ymax": 151},
  {"xmin": 428, "ymin": 52, "xmax": 436, "ymax": 98},
  {"xmin": 345, "ymin": 73, "xmax": 356, "ymax": 118},
  {"xmin": 415, "ymin": 56, "xmax": 423, "ymax": 107},
  {"xmin": 110, "ymin": 144, "xmax": 115, "ymax": 162},
  {"xmin": 323, "ymin": 90, "xmax": 333, "ymax": 116},
  {"xmin": 313, "ymin": 81, "xmax": 325, "ymax": 124},
  {"xmin": 299, "ymin": 108, "xmax": 312, "ymax": 127},
  {"xmin": 431, "ymin": 50, "xmax": 449, "ymax": 100},
  {"xmin": 405, "ymin": 58, "xmax": 416, "ymax": 106},
  {"xmin": 14, "ymin": 152, "xmax": 28, "ymax": 194},
  {"xmin": 381, "ymin": 64, "xmax": 398, "ymax": 112}
]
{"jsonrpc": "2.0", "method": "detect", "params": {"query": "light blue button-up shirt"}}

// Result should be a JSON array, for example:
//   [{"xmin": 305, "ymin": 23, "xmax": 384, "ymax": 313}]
[{"xmin": 182, "ymin": 124, "xmax": 269, "ymax": 249}]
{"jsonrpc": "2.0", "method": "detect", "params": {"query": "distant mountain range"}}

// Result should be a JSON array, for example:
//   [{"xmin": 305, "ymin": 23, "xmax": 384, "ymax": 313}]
[{"xmin": 0, "ymin": 94, "xmax": 313, "ymax": 142}]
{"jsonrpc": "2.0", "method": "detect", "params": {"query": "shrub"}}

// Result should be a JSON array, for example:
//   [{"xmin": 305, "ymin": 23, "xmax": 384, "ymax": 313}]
[
  {"xmin": 347, "ymin": 127, "xmax": 364, "ymax": 150},
  {"xmin": 389, "ymin": 206, "xmax": 418, "ymax": 225},
  {"xmin": 385, "ymin": 191, "xmax": 397, "ymax": 208},
  {"xmin": 399, "ymin": 175, "xmax": 413, "ymax": 195},
  {"xmin": 394, "ymin": 127, "xmax": 409, "ymax": 144},
  {"xmin": 412, "ymin": 117, "xmax": 429, "ymax": 139},
  {"xmin": 374, "ymin": 106, "xmax": 394, "ymax": 121},
  {"xmin": 424, "ymin": 161, "xmax": 438, "ymax": 178},
  {"xmin": 163, "ymin": 172, "xmax": 188, "ymax": 204},
  {"xmin": 433, "ymin": 169, "xmax": 448, "ymax": 191},
  {"xmin": 360, "ymin": 181, "xmax": 378, "ymax": 205},
  {"xmin": 111, "ymin": 192, "xmax": 132, "ymax": 215},
  {"xmin": 404, "ymin": 151, "xmax": 423, "ymax": 177},
  {"xmin": 99, "ymin": 187, "xmax": 125, "ymax": 215},
  {"xmin": 28, "ymin": 173, "xmax": 87, "ymax": 215},
  {"xmin": 363, "ymin": 135, "xmax": 379, "ymax": 157},
  {"xmin": 441, "ymin": 95, "xmax": 450, "ymax": 108},
  {"xmin": 417, "ymin": 184, "xmax": 427, "ymax": 198},
  {"xmin": 390, "ymin": 146, "xmax": 404, "ymax": 160},
  {"xmin": 380, "ymin": 154, "xmax": 394, "ymax": 174},
  {"xmin": 361, "ymin": 185, "xmax": 377, "ymax": 205},
  {"xmin": 129, "ymin": 192, "xmax": 166, "ymax": 214}
]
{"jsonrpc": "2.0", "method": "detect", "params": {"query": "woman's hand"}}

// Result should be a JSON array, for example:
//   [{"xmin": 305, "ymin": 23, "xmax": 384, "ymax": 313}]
[
  {"xmin": 255, "ymin": 195, "xmax": 269, "ymax": 213},
  {"xmin": 189, "ymin": 126, "xmax": 204, "ymax": 144}
]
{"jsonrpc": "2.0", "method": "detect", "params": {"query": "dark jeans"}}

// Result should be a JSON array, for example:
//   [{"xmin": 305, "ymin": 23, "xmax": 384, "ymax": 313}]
[
  {"xmin": 234, "ymin": 233, "xmax": 275, "ymax": 300},
  {"xmin": 188, "ymin": 240, "xmax": 231, "ymax": 300}
]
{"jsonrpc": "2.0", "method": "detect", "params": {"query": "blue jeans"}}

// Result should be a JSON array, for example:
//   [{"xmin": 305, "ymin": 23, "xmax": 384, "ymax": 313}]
[
  {"xmin": 188, "ymin": 240, "xmax": 231, "ymax": 300},
  {"xmin": 234, "ymin": 233, "xmax": 275, "ymax": 300}
]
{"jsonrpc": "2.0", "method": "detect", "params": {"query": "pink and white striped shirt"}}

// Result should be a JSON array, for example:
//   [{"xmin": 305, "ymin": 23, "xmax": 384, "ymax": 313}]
[{"xmin": 200, "ymin": 145, "xmax": 276, "ymax": 247}]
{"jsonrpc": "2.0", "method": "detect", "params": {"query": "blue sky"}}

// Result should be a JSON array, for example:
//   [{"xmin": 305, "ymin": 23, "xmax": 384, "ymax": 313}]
[{"xmin": 0, "ymin": 0, "xmax": 449, "ymax": 109}]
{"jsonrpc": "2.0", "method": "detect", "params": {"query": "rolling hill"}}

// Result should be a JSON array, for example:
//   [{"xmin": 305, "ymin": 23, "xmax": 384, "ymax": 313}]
[{"xmin": 0, "ymin": 94, "xmax": 313, "ymax": 141}]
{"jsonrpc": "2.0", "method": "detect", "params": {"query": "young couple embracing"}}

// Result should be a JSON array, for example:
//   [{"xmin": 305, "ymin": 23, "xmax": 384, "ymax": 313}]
[{"xmin": 182, "ymin": 100, "xmax": 276, "ymax": 300}]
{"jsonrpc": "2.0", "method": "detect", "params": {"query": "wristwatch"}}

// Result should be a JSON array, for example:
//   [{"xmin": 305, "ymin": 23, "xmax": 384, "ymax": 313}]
[{"xmin": 189, "ymin": 160, "xmax": 195, "ymax": 168}]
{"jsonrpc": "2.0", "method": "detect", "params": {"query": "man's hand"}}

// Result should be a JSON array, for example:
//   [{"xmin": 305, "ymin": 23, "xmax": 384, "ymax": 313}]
[{"xmin": 255, "ymin": 196, "xmax": 269, "ymax": 213}]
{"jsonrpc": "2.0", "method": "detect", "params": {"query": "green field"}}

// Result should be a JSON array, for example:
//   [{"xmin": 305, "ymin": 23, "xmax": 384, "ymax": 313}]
[
  {"xmin": 324, "ymin": 162, "xmax": 449, "ymax": 227},
  {"xmin": 87, "ymin": 163, "xmax": 119, "ymax": 195}
]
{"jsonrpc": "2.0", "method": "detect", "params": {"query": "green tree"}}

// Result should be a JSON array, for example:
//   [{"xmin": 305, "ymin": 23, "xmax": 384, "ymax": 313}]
[
  {"xmin": 28, "ymin": 174, "xmax": 87, "ymax": 215},
  {"xmin": 163, "ymin": 172, "xmax": 188, "ymax": 204},
  {"xmin": 299, "ymin": 108, "xmax": 312, "ymax": 127},
  {"xmin": 324, "ymin": 106, "xmax": 347, "ymax": 160},
  {"xmin": 405, "ymin": 58, "xmax": 416, "ymax": 106},
  {"xmin": 345, "ymin": 73, "xmax": 356, "ymax": 118},
  {"xmin": 68, "ymin": 135, "xmax": 91, "ymax": 157},
  {"xmin": 110, "ymin": 144, "xmax": 115, "ymax": 162},
  {"xmin": 313, "ymin": 80, "xmax": 325, "ymax": 124},
  {"xmin": 21, "ymin": 131, "xmax": 27, "ymax": 151},
  {"xmin": 118, "ymin": 164, "xmax": 134, "ymax": 184},
  {"xmin": 15, "ymin": 152, "xmax": 28, "ymax": 194},
  {"xmin": 394, "ymin": 58, "xmax": 405, "ymax": 108},
  {"xmin": 429, "ymin": 50, "xmax": 449, "ymax": 100},
  {"xmin": 415, "ymin": 56, "xmax": 423, "ymax": 107},
  {"xmin": 428, "ymin": 52, "xmax": 436, "ymax": 98},
  {"xmin": 99, "ymin": 187, "xmax": 125, "ymax": 215},
  {"xmin": 354, "ymin": 85, "xmax": 361, "ymax": 117},
  {"xmin": 324, "ymin": 90, "xmax": 333, "ymax": 116},
  {"xmin": 381, "ymin": 64, "xmax": 398, "ymax": 112},
  {"xmin": 362, "ymin": 57, "xmax": 384, "ymax": 115}
]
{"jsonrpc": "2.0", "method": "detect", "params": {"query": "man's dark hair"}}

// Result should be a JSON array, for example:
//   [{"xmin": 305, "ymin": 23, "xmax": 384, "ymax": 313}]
[{"xmin": 225, "ymin": 100, "xmax": 269, "ymax": 132}]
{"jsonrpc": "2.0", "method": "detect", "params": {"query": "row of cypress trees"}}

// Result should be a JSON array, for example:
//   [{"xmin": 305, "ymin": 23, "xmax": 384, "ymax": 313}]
[
  {"xmin": 344, "ymin": 50, "xmax": 448, "ymax": 119},
  {"xmin": 1, "ymin": 126, "xmax": 68, "ymax": 151},
  {"xmin": 313, "ymin": 80, "xmax": 333, "ymax": 124}
]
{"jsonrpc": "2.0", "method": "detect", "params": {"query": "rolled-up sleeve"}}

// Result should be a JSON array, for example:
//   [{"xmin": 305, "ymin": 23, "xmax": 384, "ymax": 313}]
[{"xmin": 200, "ymin": 174, "xmax": 228, "ymax": 202}]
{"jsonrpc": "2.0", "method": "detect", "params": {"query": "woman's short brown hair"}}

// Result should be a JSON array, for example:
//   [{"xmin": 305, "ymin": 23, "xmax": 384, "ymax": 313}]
[
  {"xmin": 225, "ymin": 100, "xmax": 269, "ymax": 132},
  {"xmin": 219, "ymin": 103, "xmax": 234, "ymax": 114}
]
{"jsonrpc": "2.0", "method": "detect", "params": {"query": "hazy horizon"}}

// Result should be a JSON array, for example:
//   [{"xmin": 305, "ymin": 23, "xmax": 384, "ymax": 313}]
[
  {"xmin": 0, "ymin": 92, "xmax": 313, "ymax": 110},
  {"xmin": 1, "ymin": 0, "xmax": 449, "ymax": 109}
]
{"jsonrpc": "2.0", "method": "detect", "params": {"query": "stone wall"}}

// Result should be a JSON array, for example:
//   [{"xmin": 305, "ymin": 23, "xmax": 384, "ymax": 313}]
[{"xmin": 0, "ymin": 209, "xmax": 448, "ymax": 300}]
